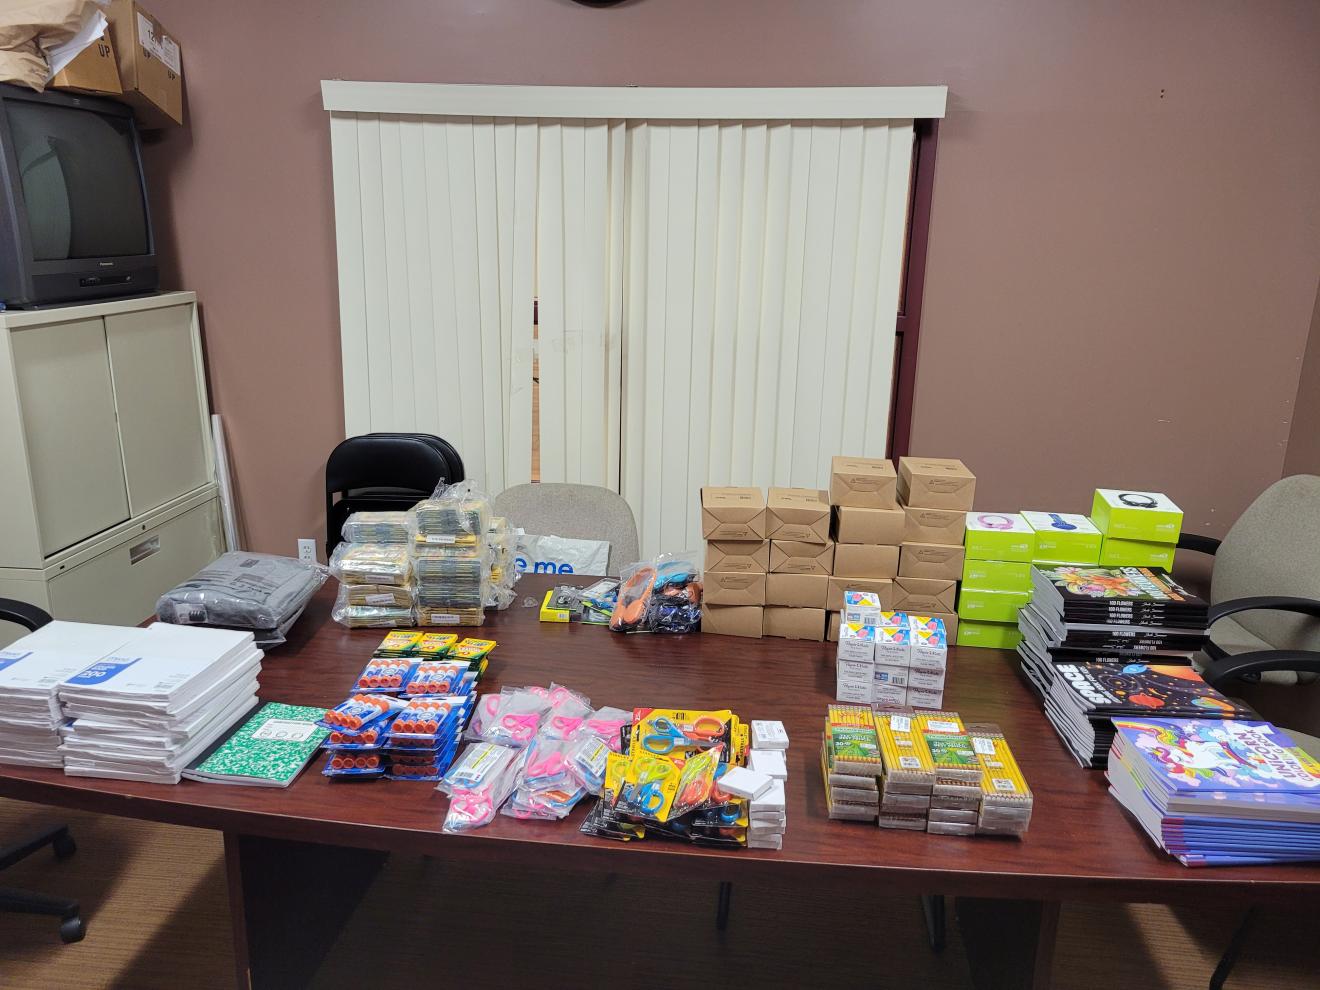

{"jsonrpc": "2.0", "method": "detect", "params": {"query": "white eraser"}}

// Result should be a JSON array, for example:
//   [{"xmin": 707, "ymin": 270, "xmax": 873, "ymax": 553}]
[
  {"xmin": 750, "ymin": 778, "xmax": 786, "ymax": 813},
  {"xmin": 748, "ymin": 749, "xmax": 787, "ymax": 780},
  {"xmin": 718, "ymin": 766, "xmax": 772, "ymax": 800},
  {"xmin": 750, "ymin": 809, "xmax": 787, "ymax": 826},
  {"xmin": 751, "ymin": 720, "xmax": 789, "ymax": 750},
  {"xmin": 747, "ymin": 832, "xmax": 783, "ymax": 850}
]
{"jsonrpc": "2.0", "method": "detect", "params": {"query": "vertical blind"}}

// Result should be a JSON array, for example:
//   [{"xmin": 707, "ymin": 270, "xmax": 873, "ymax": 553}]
[{"xmin": 324, "ymin": 84, "xmax": 944, "ymax": 556}]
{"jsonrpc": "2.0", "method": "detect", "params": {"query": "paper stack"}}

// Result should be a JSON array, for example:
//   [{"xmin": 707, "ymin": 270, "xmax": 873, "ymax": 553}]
[
  {"xmin": 747, "ymin": 720, "xmax": 790, "ymax": 848},
  {"xmin": 57, "ymin": 624, "xmax": 263, "ymax": 784},
  {"xmin": 0, "ymin": 622, "xmax": 143, "ymax": 768}
]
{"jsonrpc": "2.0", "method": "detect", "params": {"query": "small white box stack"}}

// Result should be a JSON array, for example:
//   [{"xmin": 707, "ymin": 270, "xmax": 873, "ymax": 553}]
[
  {"xmin": 748, "ymin": 720, "xmax": 790, "ymax": 848},
  {"xmin": 834, "ymin": 595, "xmax": 949, "ymax": 710}
]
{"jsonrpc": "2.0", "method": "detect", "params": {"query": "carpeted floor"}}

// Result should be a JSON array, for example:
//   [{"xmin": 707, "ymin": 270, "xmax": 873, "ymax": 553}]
[{"xmin": 0, "ymin": 798, "xmax": 1315, "ymax": 989}]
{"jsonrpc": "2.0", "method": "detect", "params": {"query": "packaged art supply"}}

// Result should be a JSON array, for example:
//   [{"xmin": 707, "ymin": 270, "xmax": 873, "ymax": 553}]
[
  {"xmin": 330, "ymin": 543, "xmax": 413, "ymax": 586},
  {"xmin": 874, "ymin": 711, "xmax": 936, "ymax": 790},
  {"xmin": 341, "ymin": 511, "xmax": 411, "ymax": 544},
  {"xmin": 825, "ymin": 705, "xmax": 884, "ymax": 776},
  {"xmin": 353, "ymin": 657, "xmax": 416, "ymax": 693}
]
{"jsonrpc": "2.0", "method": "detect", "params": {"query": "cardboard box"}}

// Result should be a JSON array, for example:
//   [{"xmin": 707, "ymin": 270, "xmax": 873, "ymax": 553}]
[
  {"xmin": 958, "ymin": 620, "xmax": 1022, "ymax": 650},
  {"xmin": 899, "ymin": 543, "xmax": 965, "ymax": 581},
  {"xmin": 766, "ymin": 488, "xmax": 831, "ymax": 544},
  {"xmin": 828, "ymin": 576, "xmax": 894, "ymax": 611},
  {"xmin": 837, "ymin": 626, "xmax": 877, "ymax": 663},
  {"xmin": 897, "ymin": 457, "xmax": 976, "ymax": 510},
  {"xmin": 51, "ymin": 30, "xmax": 123, "ymax": 95},
  {"xmin": 961, "ymin": 559, "xmax": 1033, "ymax": 594},
  {"xmin": 903, "ymin": 506, "xmax": 966, "ymax": 546},
  {"xmin": 704, "ymin": 571, "xmax": 767, "ymax": 607},
  {"xmin": 766, "ymin": 573, "xmax": 829, "ymax": 609},
  {"xmin": 1021, "ymin": 511, "xmax": 1103, "ymax": 565},
  {"xmin": 763, "ymin": 607, "xmax": 826, "ymax": 641},
  {"xmin": 908, "ymin": 666, "xmax": 946, "ymax": 691},
  {"xmin": 892, "ymin": 576, "xmax": 957, "ymax": 614},
  {"xmin": 957, "ymin": 588, "xmax": 1029, "ymax": 624},
  {"xmin": 920, "ymin": 611, "xmax": 957, "ymax": 644},
  {"xmin": 875, "ymin": 618, "xmax": 912, "ymax": 667},
  {"xmin": 964, "ymin": 513, "xmax": 1036, "ymax": 562},
  {"xmin": 769, "ymin": 540, "xmax": 835, "ymax": 575},
  {"xmin": 827, "ymin": 612, "xmax": 841, "ymax": 642},
  {"xmin": 107, "ymin": 0, "xmax": 183, "ymax": 127},
  {"xmin": 829, "ymin": 455, "xmax": 898, "ymax": 509},
  {"xmin": 701, "ymin": 487, "xmax": 767, "ymax": 541},
  {"xmin": 701, "ymin": 604, "xmax": 764, "ymax": 638},
  {"xmin": 1090, "ymin": 489, "xmax": 1183, "ymax": 543},
  {"xmin": 1099, "ymin": 536, "xmax": 1177, "ymax": 570},
  {"xmin": 833, "ymin": 506, "xmax": 904, "ymax": 545},
  {"xmin": 705, "ymin": 540, "xmax": 769, "ymax": 574},
  {"xmin": 833, "ymin": 543, "xmax": 900, "ymax": 579}
]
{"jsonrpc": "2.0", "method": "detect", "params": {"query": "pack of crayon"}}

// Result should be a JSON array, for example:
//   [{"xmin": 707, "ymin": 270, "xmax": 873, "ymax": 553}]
[
  {"xmin": 873, "ymin": 711, "xmax": 936, "ymax": 792},
  {"xmin": 353, "ymin": 657, "xmax": 417, "ymax": 693},
  {"xmin": 825, "ymin": 704, "xmax": 884, "ymax": 777},
  {"xmin": 451, "ymin": 637, "xmax": 496, "ymax": 664},
  {"xmin": 375, "ymin": 631, "xmax": 425, "ymax": 658}
]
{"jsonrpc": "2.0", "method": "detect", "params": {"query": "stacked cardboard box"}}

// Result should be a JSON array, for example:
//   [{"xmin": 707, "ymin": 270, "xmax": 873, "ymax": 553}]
[
  {"xmin": 894, "ymin": 457, "xmax": 974, "ymax": 642},
  {"xmin": 825, "ymin": 456, "xmax": 901, "ymax": 642},
  {"xmin": 763, "ymin": 488, "xmax": 832, "ymax": 640},
  {"xmin": 1090, "ymin": 489, "xmax": 1183, "ymax": 569},
  {"xmin": 956, "ymin": 513, "xmax": 1036, "ymax": 650},
  {"xmin": 700, "ymin": 487, "xmax": 768, "ymax": 638}
]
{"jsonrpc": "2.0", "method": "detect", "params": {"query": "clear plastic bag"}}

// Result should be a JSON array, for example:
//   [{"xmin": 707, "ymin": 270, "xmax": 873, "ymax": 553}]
[
  {"xmin": 331, "ymin": 588, "xmax": 415, "ymax": 628},
  {"xmin": 647, "ymin": 552, "xmax": 702, "ymax": 634},
  {"xmin": 410, "ymin": 482, "xmax": 493, "ymax": 549},
  {"xmin": 330, "ymin": 543, "xmax": 413, "ymax": 586},
  {"xmin": 341, "ymin": 511, "xmax": 411, "ymax": 544},
  {"xmin": 439, "ymin": 742, "xmax": 522, "ymax": 832},
  {"xmin": 155, "ymin": 551, "xmax": 328, "ymax": 643},
  {"xmin": 480, "ymin": 688, "xmax": 552, "ymax": 748}
]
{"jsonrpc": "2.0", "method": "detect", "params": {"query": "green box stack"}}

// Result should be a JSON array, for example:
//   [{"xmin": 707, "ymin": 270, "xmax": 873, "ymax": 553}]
[
  {"xmin": 1090, "ymin": 490, "xmax": 1182, "ymax": 570},
  {"xmin": 957, "ymin": 512, "xmax": 1035, "ymax": 650}
]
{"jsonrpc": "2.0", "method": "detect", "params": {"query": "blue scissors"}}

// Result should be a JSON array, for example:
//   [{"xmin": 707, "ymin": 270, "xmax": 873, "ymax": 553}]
[{"xmin": 641, "ymin": 715, "xmax": 724, "ymax": 755}]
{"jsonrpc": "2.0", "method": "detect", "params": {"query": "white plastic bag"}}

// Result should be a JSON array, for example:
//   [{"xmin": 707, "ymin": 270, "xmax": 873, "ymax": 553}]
[{"xmin": 514, "ymin": 533, "xmax": 609, "ymax": 577}]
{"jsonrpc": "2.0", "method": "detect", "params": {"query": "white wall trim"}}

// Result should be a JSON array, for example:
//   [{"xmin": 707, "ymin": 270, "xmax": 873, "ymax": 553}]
[{"xmin": 321, "ymin": 81, "xmax": 947, "ymax": 120}]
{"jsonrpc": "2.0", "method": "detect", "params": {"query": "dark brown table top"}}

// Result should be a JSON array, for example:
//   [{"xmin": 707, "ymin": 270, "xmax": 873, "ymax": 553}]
[{"xmin": 2, "ymin": 575, "xmax": 1318, "ymax": 905}]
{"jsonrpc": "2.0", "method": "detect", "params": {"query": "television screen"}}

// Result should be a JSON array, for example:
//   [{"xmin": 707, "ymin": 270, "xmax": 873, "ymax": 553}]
[{"xmin": 8, "ymin": 101, "xmax": 149, "ymax": 261}]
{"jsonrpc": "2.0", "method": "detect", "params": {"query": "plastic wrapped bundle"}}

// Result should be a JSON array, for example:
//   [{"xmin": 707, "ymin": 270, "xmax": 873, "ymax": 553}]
[
  {"xmin": 410, "ymin": 484, "xmax": 492, "ymax": 548},
  {"xmin": 330, "ymin": 544, "xmax": 413, "ymax": 586},
  {"xmin": 332, "ymin": 589, "xmax": 415, "ymax": 628},
  {"xmin": 415, "ymin": 606, "xmax": 487, "ymax": 627},
  {"xmin": 338, "ymin": 584, "xmax": 415, "ymax": 608},
  {"xmin": 156, "ymin": 552, "xmax": 327, "ymax": 647},
  {"xmin": 341, "ymin": 511, "xmax": 411, "ymax": 544}
]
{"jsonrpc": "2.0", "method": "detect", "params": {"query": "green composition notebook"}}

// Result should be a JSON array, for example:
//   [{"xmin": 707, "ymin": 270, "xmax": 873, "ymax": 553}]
[{"xmin": 183, "ymin": 702, "xmax": 329, "ymax": 787}]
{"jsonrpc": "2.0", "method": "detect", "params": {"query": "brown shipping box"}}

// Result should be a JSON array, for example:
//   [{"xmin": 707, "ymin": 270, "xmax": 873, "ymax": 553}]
[
  {"xmin": 827, "ymin": 612, "xmax": 842, "ymax": 642},
  {"xmin": 902, "ymin": 505, "xmax": 967, "ymax": 546},
  {"xmin": 51, "ymin": 30, "xmax": 123, "ymax": 95},
  {"xmin": 705, "ymin": 540, "xmax": 769, "ymax": 574},
  {"xmin": 829, "ymin": 456, "xmax": 898, "ymax": 509},
  {"xmin": 765, "ymin": 573, "xmax": 829, "ymax": 609},
  {"xmin": 832, "ymin": 543, "xmax": 899, "ymax": 579},
  {"xmin": 892, "ymin": 576, "xmax": 958, "ymax": 613},
  {"xmin": 769, "ymin": 540, "xmax": 834, "ymax": 575},
  {"xmin": 703, "ymin": 571, "xmax": 766, "ymax": 607},
  {"xmin": 766, "ymin": 488, "xmax": 831, "ymax": 544},
  {"xmin": 108, "ymin": 1, "xmax": 183, "ymax": 127},
  {"xmin": 763, "ymin": 606, "xmax": 827, "ymax": 642},
  {"xmin": 899, "ymin": 542, "xmax": 966, "ymax": 581},
  {"xmin": 701, "ymin": 604, "xmax": 764, "ymax": 639},
  {"xmin": 896, "ymin": 457, "xmax": 976, "ymax": 510},
  {"xmin": 701, "ymin": 487, "xmax": 766, "ymax": 541},
  {"xmin": 833, "ymin": 506, "xmax": 904, "ymax": 545},
  {"xmin": 827, "ymin": 576, "xmax": 894, "ymax": 612}
]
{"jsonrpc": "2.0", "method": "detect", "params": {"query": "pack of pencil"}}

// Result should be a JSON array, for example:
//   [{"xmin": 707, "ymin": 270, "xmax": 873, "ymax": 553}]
[
  {"xmin": 913, "ymin": 711, "xmax": 983, "ymax": 785},
  {"xmin": 825, "ymin": 705, "xmax": 884, "ymax": 777},
  {"xmin": 820, "ymin": 738, "xmax": 878, "ymax": 821},
  {"xmin": 873, "ymin": 710, "xmax": 936, "ymax": 793},
  {"xmin": 967, "ymin": 725, "xmax": 1033, "ymax": 836}
]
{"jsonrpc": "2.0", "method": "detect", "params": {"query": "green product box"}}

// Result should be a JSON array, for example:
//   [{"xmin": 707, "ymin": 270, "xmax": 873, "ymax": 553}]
[
  {"xmin": 963, "ymin": 513, "xmax": 1036, "ymax": 562},
  {"xmin": 957, "ymin": 587, "xmax": 1030, "ymax": 623},
  {"xmin": 1090, "ymin": 489, "xmax": 1182, "ymax": 543},
  {"xmin": 1098, "ymin": 535, "xmax": 1177, "ymax": 570},
  {"xmin": 957, "ymin": 620, "xmax": 1023, "ymax": 650},
  {"xmin": 961, "ymin": 558, "xmax": 1033, "ymax": 593},
  {"xmin": 1021, "ymin": 511, "xmax": 1103, "ymax": 565}
]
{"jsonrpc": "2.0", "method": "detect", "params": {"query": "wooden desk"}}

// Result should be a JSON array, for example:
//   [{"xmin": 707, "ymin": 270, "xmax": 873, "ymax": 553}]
[{"xmin": 1, "ymin": 576, "xmax": 1317, "ymax": 988}]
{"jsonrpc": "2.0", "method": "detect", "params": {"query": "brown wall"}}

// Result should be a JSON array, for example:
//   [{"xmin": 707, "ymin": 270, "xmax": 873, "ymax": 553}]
[
  {"xmin": 1284, "ymin": 280, "xmax": 1320, "ymax": 478},
  {"xmin": 140, "ymin": 0, "xmax": 1320, "ymax": 552}
]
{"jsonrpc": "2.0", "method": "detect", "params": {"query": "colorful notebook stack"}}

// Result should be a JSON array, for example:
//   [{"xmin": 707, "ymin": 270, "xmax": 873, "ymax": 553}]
[
  {"xmin": 957, "ymin": 512, "xmax": 1036, "ymax": 650},
  {"xmin": 1106, "ymin": 718, "xmax": 1320, "ymax": 866}
]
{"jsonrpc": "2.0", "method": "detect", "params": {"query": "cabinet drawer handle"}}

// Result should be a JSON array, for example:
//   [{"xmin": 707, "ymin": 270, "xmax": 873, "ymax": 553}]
[{"xmin": 129, "ymin": 536, "xmax": 160, "ymax": 564}]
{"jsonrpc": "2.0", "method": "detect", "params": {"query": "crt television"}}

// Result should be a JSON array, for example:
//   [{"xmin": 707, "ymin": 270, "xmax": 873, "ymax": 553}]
[{"xmin": 0, "ymin": 83, "xmax": 158, "ymax": 308}]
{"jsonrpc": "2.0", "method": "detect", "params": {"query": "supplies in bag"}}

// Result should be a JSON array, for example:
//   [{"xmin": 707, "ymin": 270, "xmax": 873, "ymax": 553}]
[
  {"xmin": 341, "ymin": 511, "xmax": 411, "ymax": 545},
  {"xmin": 331, "ymin": 590, "xmax": 415, "ymax": 629},
  {"xmin": 410, "ymin": 481, "xmax": 492, "ymax": 548},
  {"xmin": 609, "ymin": 553, "xmax": 702, "ymax": 634},
  {"xmin": 330, "ymin": 543, "xmax": 413, "ymax": 586},
  {"xmin": 514, "ymin": 534, "xmax": 610, "ymax": 577},
  {"xmin": 439, "ymin": 742, "xmax": 521, "ymax": 832}
]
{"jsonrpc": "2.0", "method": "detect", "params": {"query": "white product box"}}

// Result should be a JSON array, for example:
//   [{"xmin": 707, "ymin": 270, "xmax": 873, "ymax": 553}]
[
  {"xmin": 842, "ymin": 591, "xmax": 885, "ymax": 626},
  {"xmin": 908, "ymin": 666, "xmax": 947, "ymax": 691},
  {"xmin": 836, "ymin": 623, "xmax": 877, "ymax": 662},
  {"xmin": 836, "ymin": 676, "xmax": 873, "ymax": 704},
  {"xmin": 907, "ymin": 686, "xmax": 943, "ymax": 709},
  {"xmin": 872, "ymin": 682, "xmax": 907, "ymax": 706},
  {"xmin": 873, "ymin": 663, "xmax": 909, "ymax": 688}
]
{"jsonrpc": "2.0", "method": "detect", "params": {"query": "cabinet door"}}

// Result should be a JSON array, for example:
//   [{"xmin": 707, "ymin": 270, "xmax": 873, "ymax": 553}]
[
  {"xmin": 105, "ymin": 304, "xmax": 210, "ymax": 515},
  {"xmin": 11, "ymin": 318, "xmax": 130, "ymax": 556}
]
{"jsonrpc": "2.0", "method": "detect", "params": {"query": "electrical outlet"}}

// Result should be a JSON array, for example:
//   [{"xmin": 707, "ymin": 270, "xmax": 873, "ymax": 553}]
[{"xmin": 297, "ymin": 538, "xmax": 318, "ymax": 564}]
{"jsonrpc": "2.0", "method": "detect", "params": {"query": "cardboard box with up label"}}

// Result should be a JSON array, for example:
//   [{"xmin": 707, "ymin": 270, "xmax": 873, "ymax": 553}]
[
  {"xmin": 769, "ymin": 540, "xmax": 834, "ymax": 576},
  {"xmin": 899, "ymin": 543, "xmax": 965, "ymax": 581},
  {"xmin": 51, "ymin": 31, "xmax": 123, "ymax": 95},
  {"xmin": 829, "ymin": 455, "xmax": 897, "ymax": 509},
  {"xmin": 701, "ymin": 604, "xmax": 764, "ymax": 638},
  {"xmin": 705, "ymin": 540, "xmax": 769, "ymax": 574},
  {"xmin": 896, "ymin": 457, "xmax": 976, "ymax": 510},
  {"xmin": 703, "ymin": 571, "xmax": 766, "ymax": 607},
  {"xmin": 832, "ymin": 543, "xmax": 899, "ymax": 579},
  {"xmin": 827, "ymin": 576, "xmax": 894, "ymax": 611},
  {"xmin": 892, "ymin": 576, "xmax": 957, "ymax": 613},
  {"xmin": 108, "ymin": 0, "xmax": 183, "ymax": 127},
  {"xmin": 902, "ymin": 506, "xmax": 966, "ymax": 546},
  {"xmin": 701, "ymin": 487, "xmax": 766, "ymax": 541},
  {"xmin": 832, "ymin": 506, "xmax": 904, "ymax": 545},
  {"xmin": 766, "ymin": 572, "xmax": 829, "ymax": 609},
  {"xmin": 763, "ymin": 606, "xmax": 826, "ymax": 641},
  {"xmin": 766, "ymin": 488, "xmax": 831, "ymax": 544}
]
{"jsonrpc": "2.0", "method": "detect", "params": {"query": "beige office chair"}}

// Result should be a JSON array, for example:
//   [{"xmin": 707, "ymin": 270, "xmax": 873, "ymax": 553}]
[{"xmin": 492, "ymin": 483, "xmax": 640, "ymax": 576}]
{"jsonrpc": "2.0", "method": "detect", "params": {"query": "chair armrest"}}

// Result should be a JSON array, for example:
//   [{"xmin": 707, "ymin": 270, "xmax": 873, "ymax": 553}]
[
  {"xmin": 1177, "ymin": 533, "xmax": 1222, "ymax": 555},
  {"xmin": 1208, "ymin": 596, "xmax": 1320, "ymax": 626},
  {"xmin": 1201, "ymin": 649, "xmax": 1320, "ymax": 690},
  {"xmin": 0, "ymin": 598, "xmax": 52, "ymax": 632}
]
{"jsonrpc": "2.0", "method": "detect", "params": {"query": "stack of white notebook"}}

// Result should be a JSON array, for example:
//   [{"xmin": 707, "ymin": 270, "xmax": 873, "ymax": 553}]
[
  {"xmin": 57, "ymin": 624, "xmax": 263, "ymax": 784},
  {"xmin": 0, "ymin": 622, "xmax": 149, "ymax": 768}
]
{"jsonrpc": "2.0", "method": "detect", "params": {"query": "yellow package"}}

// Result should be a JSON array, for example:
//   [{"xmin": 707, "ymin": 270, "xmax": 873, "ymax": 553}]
[
  {"xmin": 971, "ymin": 731, "xmax": 1032, "ymax": 803},
  {"xmin": 603, "ymin": 751, "xmax": 630, "ymax": 805},
  {"xmin": 619, "ymin": 752, "xmax": 682, "ymax": 821},
  {"xmin": 452, "ymin": 637, "xmax": 496, "ymax": 661},
  {"xmin": 417, "ymin": 633, "xmax": 459, "ymax": 657},
  {"xmin": 632, "ymin": 708, "xmax": 733, "ymax": 757},
  {"xmin": 826, "ymin": 704, "xmax": 884, "ymax": 776},
  {"xmin": 376, "ymin": 630, "xmax": 424, "ymax": 656},
  {"xmin": 874, "ymin": 711, "xmax": 936, "ymax": 788},
  {"xmin": 913, "ymin": 711, "xmax": 982, "ymax": 784}
]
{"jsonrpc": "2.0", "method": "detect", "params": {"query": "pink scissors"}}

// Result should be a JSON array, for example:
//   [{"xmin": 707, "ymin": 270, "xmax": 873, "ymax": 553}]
[
  {"xmin": 524, "ymin": 749, "xmax": 570, "ymax": 782},
  {"xmin": 448, "ymin": 789, "xmax": 495, "ymax": 825},
  {"xmin": 550, "ymin": 715, "xmax": 585, "ymax": 736},
  {"xmin": 496, "ymin": 713, "xmax": 540, "ymax": 744}
]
